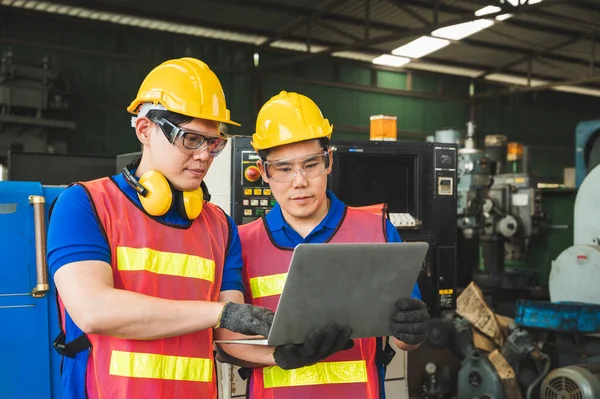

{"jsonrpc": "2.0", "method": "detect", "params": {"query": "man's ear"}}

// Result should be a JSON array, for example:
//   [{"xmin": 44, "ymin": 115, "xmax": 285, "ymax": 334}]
[
  {"xmin": 326, "ymin": 148, "xmax": 334, "ymax": 175},
  {"xmin": 257, "ymin": 160, "xmax": 270, "ymax": 183},
  {"xmin": 135, "ymin": 117, "xmax": 153, "ymax": 146}
]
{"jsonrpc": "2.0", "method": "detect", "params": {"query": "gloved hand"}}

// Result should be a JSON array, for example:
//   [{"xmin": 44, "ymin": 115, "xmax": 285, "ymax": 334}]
[
  {"xmin": 218, "ymin": 302, "xmax": 274, "ymax": 338},
  {"xmin": 273, "ymin": 323, "xmax": 354, "ymax": 370},
  {"xmin": 391, "ymin": 297, "xmax": 430, "ymax": 345}
]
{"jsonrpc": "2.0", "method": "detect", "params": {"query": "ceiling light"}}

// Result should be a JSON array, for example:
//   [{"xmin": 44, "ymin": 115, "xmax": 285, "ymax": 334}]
[
  {"xmin": 475, "ymin": 6, "xmax": 501, "ymax": 16},
  {"xmin": 332, "ymin": 51, "xmax": 376, "ymax": 62},
  {"xmin": 372, "ymin": 54, "xmax": 411, "ymax": 68},
  {"xmin": 432, "ymin": 19, "xmax": 495, "ymax": 41},
  {"xmin": 270, "ymin": 40, "xmax": 327, "ymax": 53},
  {"xmin": 485, "ymin": 73, "xmax": 547, "ymax": 86},
  {"xmin": 503, "ymin": 0, "xmax": 543, "ymax": 5},
  {"xmin": 553, "ymin": 85, "xmax": 600, "ymax": 97},
  {"xmin": 496, "ymin": 14, "xmax": 513, "ymax": 21},
  {"xmin": 406, "ymin": 62, "xmax": 483, "ymax": 77},
  {"xmin": 392, "ymin": 36, "xmax": 450, "ymax": 59}
]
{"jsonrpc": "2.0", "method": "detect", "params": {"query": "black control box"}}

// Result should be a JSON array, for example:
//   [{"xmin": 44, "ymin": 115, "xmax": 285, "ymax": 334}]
[{"xmin": 230, "ymin": 136, "xmax": 276, "ymax": 225}]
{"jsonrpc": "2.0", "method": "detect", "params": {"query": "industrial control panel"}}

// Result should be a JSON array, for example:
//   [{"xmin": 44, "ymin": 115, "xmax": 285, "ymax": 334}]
[{"xmin": 230, "ymin": 136, "xmax": 276, "ymax": 225}]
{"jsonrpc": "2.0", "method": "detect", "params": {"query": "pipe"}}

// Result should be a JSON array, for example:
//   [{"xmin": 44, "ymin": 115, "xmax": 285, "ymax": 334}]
[{"xmin": 526, "ymin": 353, "xmax": 551, "ymax": 399}]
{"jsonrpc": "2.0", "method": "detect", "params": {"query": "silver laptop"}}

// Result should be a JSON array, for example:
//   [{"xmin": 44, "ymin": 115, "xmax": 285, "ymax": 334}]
[{"xmin": 214, "ymin": 241, "xmax": 429, "ymax": 346}]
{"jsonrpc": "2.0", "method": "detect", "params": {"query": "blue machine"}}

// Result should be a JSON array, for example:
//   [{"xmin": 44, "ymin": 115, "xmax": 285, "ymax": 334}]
[
  {"xmin": 0, "ymin": 181, "xmax": 64, "ymax": 399},
  {"xmin": 575, "ymin": 119, "xmax": 600, "ymax": 187}
]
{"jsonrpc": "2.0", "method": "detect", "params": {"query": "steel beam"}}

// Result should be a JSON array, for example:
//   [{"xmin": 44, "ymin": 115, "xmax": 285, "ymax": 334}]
[
  {"xmin": 386, "ymin": 0, "xmax": 430, "ymax": 25},
  {"xmin": 476, "ymin": 32, "xmax": 590, "ymax": 78},
  {"xmin": 257, "ymin": 0, "xmax": 346, "ymax": 49},
  {"xmin": 400, "ymin": 0, "xmax": 580, "ymax": 37},
  {"xmin": 38, "ymin": 0, "xmax": 591, "ymax": 70},
  {"xmin": 251, "ymin": 2, "xmax": 556, "ymax": 73},
  {"xmin": 315, "ymin": 20, "xmax": 361, "ymax": 42},
  {"xmin": 533, "ymin": 9, "xmax": 600, "ymax": 31},
  {"xmin": 365, "ymin": 0, "xmax": 371, "ymax": 40}
]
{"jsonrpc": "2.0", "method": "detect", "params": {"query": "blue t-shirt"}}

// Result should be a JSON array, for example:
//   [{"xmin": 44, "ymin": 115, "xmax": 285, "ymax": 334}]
[
  {"xmin": 47, "ymin": 172, "xmax": 244, "ymax": 399},
  {"xmin": 262, "ymin": 190, "xmax": 421, "ymax": 399}
]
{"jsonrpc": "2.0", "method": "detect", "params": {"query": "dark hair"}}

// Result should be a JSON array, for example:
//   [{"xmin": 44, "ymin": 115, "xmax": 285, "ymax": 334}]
[
  {"xmin": 126, "ymin": 109, "xmax": 194, "ymax": 168},
  {"xmin": 258, "ymin": 137, "xmax": 330, "ymax": 160},
  {"xmin": 145, "ymin": 109, "xmax": 193, "ymax": 126}
]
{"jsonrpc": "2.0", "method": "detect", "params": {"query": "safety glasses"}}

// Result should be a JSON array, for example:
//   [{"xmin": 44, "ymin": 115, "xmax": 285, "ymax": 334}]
[
  {"xmin": 151, "ymin": 117, "xmax": 228, "ymax": 157},
  {"xmin": 263, "ymin": 152, "xmax": 330, "ymax": 182}
]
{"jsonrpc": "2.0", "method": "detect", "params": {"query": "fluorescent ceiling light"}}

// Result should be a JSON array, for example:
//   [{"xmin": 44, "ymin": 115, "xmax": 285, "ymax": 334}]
[
  {"xmin": 485, "ymin": 73, "xmax": 547, "ymax": 86},
  {"xmin": 432, "ymin": 19, "xmax": 495, "ymax": 41},
  {"xmin": 1, "ymin": 0, "xmax": 268, "ymax": 44},
  {"xmin": 496, "ymin": 14, "xmax": 513, "ymax": 21},
  {"xmin": 503, "ymin": 0, "xmax": 543, "ymax": 5},
  {"xmin": 270, "ymin": 40, "xmax": 327, "ymax": 53},
  {"xmin": 553, "ymin": 85, "xmax": 600, "ymax": 97},
  {"xmin": 475, "ymin": 5, "xmax": 501, "ymax": 16},
  {"xmin": 405, "ymin": 62, "xmax": 484, "ymax": 78},
  {"xmin": 372, "ymin": 54, "xmax": 411, "ymax": 68},
  {"xmin": 332, "ymin": 51, "xmax": 376, "ymax": 62},
  {"xmin": 392, "ymin": 36, "xmax": 450, "ymax": 59}
]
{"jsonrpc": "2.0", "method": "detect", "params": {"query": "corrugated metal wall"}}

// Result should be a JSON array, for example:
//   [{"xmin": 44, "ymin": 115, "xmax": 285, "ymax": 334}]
[{"xmin": 2, "ymin": 7, "xmax": 599, "ymax": 180}]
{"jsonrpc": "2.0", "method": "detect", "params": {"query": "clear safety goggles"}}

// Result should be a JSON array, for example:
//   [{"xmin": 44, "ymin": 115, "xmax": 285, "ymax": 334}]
[
  {"xmin": 263, "ymin": 152, "xmax": 330, "ymax": 183},
  {"xmin": 152, "ymin": 117, "xmax": 227, "ymax": 157}
]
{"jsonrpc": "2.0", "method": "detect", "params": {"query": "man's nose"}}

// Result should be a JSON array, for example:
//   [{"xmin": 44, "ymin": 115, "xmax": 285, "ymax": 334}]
[
  {"xmin": 192, "ymin": 146, "xmax": 211, "ymax": 161},
  {"xmin": 292, "ymin": 168, "xmax": 308, "ymax": 188}
]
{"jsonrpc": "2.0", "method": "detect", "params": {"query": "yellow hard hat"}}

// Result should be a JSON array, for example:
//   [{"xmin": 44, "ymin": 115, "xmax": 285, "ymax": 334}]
[
  {"xmin": 251, "ymin": 91, "xmax": 332, "ymax": 151},
  {"xmin": 127, "ymin": 57, "xmax": 240, "ymax": 126}
]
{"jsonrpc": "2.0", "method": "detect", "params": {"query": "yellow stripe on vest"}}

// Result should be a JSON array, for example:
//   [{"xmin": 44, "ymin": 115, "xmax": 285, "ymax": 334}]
[
  {"xmin": 250, "ymin": 273, "xmax": 288, "ymax": 298},
  {"xmin": 263, "ymin": 360, "xmax": 368, "ymax": 388},
  {"xmin": 117, "ymin": 247, "xmax": 215, "ymax": 282},
  {"xmin": 109, "ymin": 350, "xmax": 213, "ymax": 382}
]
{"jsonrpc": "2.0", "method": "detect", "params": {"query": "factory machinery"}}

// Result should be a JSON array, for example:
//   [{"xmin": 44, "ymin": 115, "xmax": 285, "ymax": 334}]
[
  {"xmin": 434, "ymin": 123, "xmax": 575, "ymax": 300},
  {"xmin": 0, "ymin": 50, "xmax": 76, "ymax": 170},
  {"xmin": 415, "ymin": 120, "xmax": 600, "ymax": 399}
]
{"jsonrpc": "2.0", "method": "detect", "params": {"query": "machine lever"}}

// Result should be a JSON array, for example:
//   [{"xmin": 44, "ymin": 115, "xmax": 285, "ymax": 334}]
[{"xmin": 29, "ymin": 195, "xmax": 49, "ymax": 298}]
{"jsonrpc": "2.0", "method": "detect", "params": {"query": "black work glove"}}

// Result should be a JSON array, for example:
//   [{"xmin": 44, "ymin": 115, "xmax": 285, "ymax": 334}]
[
  {"xmin": 391, "ymin": 297, "xmax": 430, "ymax": 345},
  {"xmin": 273, "ymin": 323, "xmax": 355, "ymax": 370},
  {"xmin": 218, "ymin": 302, "xmax": 274, "ymax": 338}
]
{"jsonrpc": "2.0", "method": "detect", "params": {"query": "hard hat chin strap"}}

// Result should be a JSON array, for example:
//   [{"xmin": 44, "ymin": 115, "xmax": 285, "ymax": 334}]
[{"xmin": 130, "ymin": 103, "xmax": 167, "ymax": 128}]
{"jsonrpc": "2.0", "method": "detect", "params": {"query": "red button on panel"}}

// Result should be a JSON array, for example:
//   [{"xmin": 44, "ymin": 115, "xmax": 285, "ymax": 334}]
[{"xmin": 244, "ymin": 165, "xmax": 261, "ymax": 182}]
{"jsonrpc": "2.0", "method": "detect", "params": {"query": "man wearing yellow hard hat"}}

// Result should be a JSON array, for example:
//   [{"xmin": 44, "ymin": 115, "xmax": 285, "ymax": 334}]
[
  {"xmin": 218, "ymin": 91, "xmax": 430, "ymax": 398},
  {"xmin": 46, "ymin": 58, "xmax": 276, "ymax": 399}
]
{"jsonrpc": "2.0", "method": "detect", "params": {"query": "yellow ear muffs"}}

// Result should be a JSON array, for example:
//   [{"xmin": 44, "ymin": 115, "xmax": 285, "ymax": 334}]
[
  {"xmin": 174, "ymin": 186, "xmax": 204, "ymax": 220},
  {"xmin": 137, "ymin": 170, "xmax": 173, "ymax": 216},
  {"xmin": 122, "ymin": 167, "xmax": 206, "ymax": 220}
]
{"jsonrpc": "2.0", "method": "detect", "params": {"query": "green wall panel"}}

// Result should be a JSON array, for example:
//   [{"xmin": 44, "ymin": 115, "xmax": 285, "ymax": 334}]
[
  {"xmin": 412, "ymin": 72, "xmax": 439, "ymax": 94},
  {"xmin": 377, "ymin": 70, "xmax": 407, "ymax": 90},
  {"xmin": 340, "ymin": 65, "xmax": 371, "ymax": 86}
]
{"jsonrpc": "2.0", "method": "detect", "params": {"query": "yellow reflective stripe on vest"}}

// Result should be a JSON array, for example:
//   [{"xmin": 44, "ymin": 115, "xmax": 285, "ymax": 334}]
[
  {"xmin": 117, "ymin": 247, "xmax": 215, "ymax": 282},
  {"xmin": 263, "ymin": 360, "xmax": 368, "ymax": 388},
  {"xmin": 250, "ymin": 273, "xmax": 288, "ymax": 299},
  {"xmin": 109, "ymin": 350, "xmax": 213, "ymax": 382}
]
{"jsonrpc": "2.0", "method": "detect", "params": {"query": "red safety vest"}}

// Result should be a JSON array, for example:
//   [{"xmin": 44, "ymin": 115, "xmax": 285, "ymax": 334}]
[
  {"xmin": 239, "ymin": 205, "xmax": 387, "ymax": 399},
  {"xmin": 58, "ymin": 177, "xmax": 229, "ymax": 399}
]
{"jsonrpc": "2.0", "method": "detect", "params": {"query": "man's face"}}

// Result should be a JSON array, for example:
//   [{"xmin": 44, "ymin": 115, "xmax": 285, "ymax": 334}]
[
  {"xmin": 258, "ymin": 139, "xmax": 332, "ymax": 220},
  {"xmin": 141, "ymin": 117, "xmax": 221, "ymax": 192}
]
